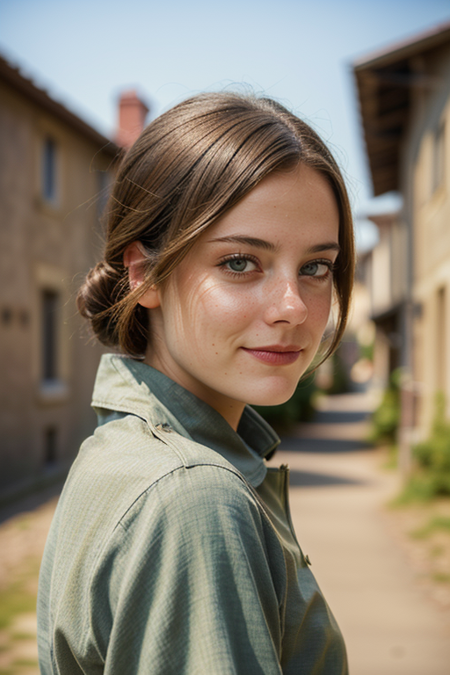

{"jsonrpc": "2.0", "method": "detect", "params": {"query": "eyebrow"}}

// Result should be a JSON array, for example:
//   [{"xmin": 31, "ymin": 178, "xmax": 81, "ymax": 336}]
[
  {"xmin": 307, "ymin": 242, "xmax": 341, "ymax": 254},
  {"xmin": 207, "ymin": 235, "xmax": 277, "ymax": 251},
  {"xmin": 207, "ymin": 235, "xmax": 340, "ymax": 255}
]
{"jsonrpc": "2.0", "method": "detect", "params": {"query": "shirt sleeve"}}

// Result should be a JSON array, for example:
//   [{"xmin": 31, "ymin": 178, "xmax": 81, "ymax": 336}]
[{"xmin": 91, "ymin": 464, "xmax": 287, "ymax": 675}]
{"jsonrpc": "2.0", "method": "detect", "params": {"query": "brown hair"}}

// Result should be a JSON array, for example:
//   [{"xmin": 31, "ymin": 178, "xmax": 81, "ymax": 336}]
[{"xmin": 78, "ymin": 92, "xmax": 354, "ymax": 360}]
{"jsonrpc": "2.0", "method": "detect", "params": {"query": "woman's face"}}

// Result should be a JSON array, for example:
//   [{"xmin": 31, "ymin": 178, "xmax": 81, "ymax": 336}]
[{"xmin": 145, "ymin": 164, "xmax": 340, "ymax": 429}]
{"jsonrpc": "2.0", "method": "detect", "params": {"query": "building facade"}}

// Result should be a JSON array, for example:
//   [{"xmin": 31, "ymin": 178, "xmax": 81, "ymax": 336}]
[
  {"xmin": 361, "ymin": 212, "xmax": 408, "ymax": 389},
  {"xmin": 354, "ymin": 21, "xmax": 450, "ymax": 448},
  {"xmin": 0, "ymin": 56, "xmax": 121, "ymax": 492}
]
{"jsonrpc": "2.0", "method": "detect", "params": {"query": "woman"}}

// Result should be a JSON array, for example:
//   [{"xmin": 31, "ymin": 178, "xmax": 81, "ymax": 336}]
[{"xmin": 37, "ymin": 92, "xmax": 354, "ymax": 674}]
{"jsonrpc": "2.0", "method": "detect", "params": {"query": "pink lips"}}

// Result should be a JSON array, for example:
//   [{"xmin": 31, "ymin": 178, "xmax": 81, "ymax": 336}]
[{"xmin": 241, "ymin": 346, "xmax": 302, "ymax": 365}]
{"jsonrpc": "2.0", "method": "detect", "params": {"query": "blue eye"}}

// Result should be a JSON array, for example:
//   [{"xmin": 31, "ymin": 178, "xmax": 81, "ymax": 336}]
[
  {"xmin": 300, "ymin": 261, "xmax": 332, "ymax": 278},
  {"xmin": 220, "ymin": 256, "xmax": 258, "ymax": 274},
  {"xmin": 229, "ymin": 258, "xmax": 251, "ymax": 272}
]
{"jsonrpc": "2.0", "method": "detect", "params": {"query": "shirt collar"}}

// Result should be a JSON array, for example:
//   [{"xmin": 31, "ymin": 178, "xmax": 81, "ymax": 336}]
[{"xmin": 92, "ymin": 354, "xmax": 280, "ymax": 488}]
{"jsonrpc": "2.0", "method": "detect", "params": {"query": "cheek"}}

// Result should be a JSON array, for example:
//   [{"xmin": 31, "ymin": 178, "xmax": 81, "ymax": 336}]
[
  {"xmin": 166, "ymin": 280, "xmax": 256, "ymax": 351},
  {"xmin": 198, "ymin": 280, "xmax": 257, "ymax": 316},
  {"xmin": 305, "ymin": 287, "xmax": 333, "ymax": 332}
]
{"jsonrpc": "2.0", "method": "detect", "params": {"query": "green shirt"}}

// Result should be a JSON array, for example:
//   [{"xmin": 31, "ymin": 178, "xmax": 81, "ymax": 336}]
[{"xmin": 37, "ymin": 354, "xmax": 348, "ymax": 674}]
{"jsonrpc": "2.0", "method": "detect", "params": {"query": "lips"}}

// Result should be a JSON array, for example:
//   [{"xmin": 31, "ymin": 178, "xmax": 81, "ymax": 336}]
[{"xmin": 241, "ymin": 345, "xmax": 302, "ymax": 366}]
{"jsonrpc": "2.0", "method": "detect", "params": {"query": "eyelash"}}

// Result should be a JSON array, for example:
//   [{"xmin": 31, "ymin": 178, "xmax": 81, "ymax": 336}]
[
  {"xmin": 217, "ymin": 254, "xmax": 261, "ymax": 277},
  {"xmin": 300, "ymin": 259, "xmax": 336, "ymax": 282},
  {"xmin": 217, "ymin": 254, "xmax": 336, "ymax": 281}
]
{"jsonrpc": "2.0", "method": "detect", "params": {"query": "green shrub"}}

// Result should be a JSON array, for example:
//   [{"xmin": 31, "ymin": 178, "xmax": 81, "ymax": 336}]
[
  {"xmin": 393, "ymin": 475, "xmax": 439, "ymax": 504},
  {"xmin": 359, "ymin": 341, "xmax": 374, "ymax": 362},
  {"xmin": 407, "ymin": 392, "xmax": 450, "ymax": 498},
  {"xmin": 369, "ymin": 369, "xmax": 401, "ymax": 444},
  {"xmin": 410, "ymin": 516, "xmax": 450, "ymax": 539},
  {"xmin": 253, "ymin": 373, "xmax": 316, "ymax": 429},
  {"xmin": 414, "ymin": 393, "xmax": 450, "ymax": 471},
  {"xmin": 396, "ymin": 393, "xmax": 450, "ymax": 502},
  {"xmin": 395, "ymin": 473, "xmax": 450, "ymax": 503},
  {"xmin": 325, "ymin": 350, "xmax": 351, "ymax": 395}
]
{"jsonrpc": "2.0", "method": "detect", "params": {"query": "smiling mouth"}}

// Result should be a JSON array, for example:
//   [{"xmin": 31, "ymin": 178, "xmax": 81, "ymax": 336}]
[{"xmin": 241, "ymin": 346, "xmax": 302, "ymax": 366}]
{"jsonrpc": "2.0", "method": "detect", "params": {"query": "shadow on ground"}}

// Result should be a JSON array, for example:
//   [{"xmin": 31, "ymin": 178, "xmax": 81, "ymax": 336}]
[
  {"xmin": 0, "ymin": 482, "xmax": 62, "ymax": 526},
  {"xmin": 279, "ymin": 436, "xmax": 373, "ymax": 454},
  {"xmin": 278, "ymin": 404, "xmax": 374, "ymax": 454},
  {"xmin": 313, "ymin": 410, "xmax": 369, "ymax": 424},
  {"xmin": 287, "ymin": 469, "xmax": 368, "ymax": 488}
]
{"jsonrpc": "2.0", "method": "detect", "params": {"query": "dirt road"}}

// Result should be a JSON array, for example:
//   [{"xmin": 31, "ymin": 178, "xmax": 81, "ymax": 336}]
[{"xmin": 269, "ymin": 391, "xmax": 450, "ymax": 675}]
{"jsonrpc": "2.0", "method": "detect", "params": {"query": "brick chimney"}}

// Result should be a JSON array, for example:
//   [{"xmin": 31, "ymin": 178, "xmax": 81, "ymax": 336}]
[{"xmin": 116, "ymin": 90, "xmax": 149, "ymax": 149}]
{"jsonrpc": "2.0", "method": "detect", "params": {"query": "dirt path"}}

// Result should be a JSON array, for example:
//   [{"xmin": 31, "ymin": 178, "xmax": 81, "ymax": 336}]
[
  {"xmin": 268, "ymin": 392, "xmax": 450, "ymax": 675},
  {"xmin": 0, "ymin": 485, "xmax": 61, "ymax": 675}
]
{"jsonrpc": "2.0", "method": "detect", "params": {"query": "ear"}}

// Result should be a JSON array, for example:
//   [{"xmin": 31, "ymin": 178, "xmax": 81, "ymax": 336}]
[{"xmin": 123, "ymin": 241, "xmax": 160, "ymax": 309}]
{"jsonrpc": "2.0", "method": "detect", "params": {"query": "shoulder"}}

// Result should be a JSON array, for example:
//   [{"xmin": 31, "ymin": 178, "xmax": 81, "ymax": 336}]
[
  {"xmin": 88, "ymin": 465, "xmax": 287, "ymax": 673},
  {"xmin": 112, "ymin": 462, "xmax": 286, "ymax": 588},
  {"xmin": 58, "ymin": 415, "xmax": 255, "ymax": 545},
  {"xmin": 120, "ymin": 461, "xmax": 261, "ymax": 533},
  {"xmin": 76, "ymin": 413, "xmax": 244, "ymax": 500},
  {"xmin": 101, "ymin": 463, "xmax": 286, "ymax": 596}
]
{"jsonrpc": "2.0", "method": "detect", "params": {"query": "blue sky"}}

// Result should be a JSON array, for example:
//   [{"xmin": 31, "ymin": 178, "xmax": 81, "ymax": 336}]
[{"xmin": 1, "ymin": 0, "xmax": 449, "ymax": 248}]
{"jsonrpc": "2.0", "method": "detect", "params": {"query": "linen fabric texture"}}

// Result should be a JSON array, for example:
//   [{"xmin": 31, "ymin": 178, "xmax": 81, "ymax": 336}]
[{"xmin": 37, "ymin": 354, "xmax": 348, "ymax": 674}]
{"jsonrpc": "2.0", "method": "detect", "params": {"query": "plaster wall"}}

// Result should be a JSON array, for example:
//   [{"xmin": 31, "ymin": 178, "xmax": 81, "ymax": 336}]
[
  {"xmin": 402, "ymin": 44, "xmax": 450, "ymax": 435},
  {"xmin": 0, "ymin": 80, "xmax": 115, "ymax": 489}
]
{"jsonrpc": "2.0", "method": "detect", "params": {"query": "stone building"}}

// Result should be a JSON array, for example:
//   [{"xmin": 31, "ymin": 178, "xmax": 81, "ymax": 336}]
[
  {"xmin": 354, "ymin": 21, "xmax": 450, "ymax": 449},
  {"xmin": 359, "ymin": 211, "xmax": 408, "ymax": 389},
  {"xmin": 0, "ymin": 56, "xmax": 138, "ymax": 493}
]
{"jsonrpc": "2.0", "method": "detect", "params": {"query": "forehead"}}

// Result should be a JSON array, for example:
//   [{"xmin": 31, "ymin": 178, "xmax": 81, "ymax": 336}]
[{"xmin": 205, "ymin": 164, "xmax": 340, "ymax": 247}]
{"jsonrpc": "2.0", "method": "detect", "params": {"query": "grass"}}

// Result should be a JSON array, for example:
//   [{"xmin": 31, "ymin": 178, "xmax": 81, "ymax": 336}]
[
  {"xmin": 0, "ymin": 583, "xmax": 37, "ymax": 631},
  {"xmin": 432, "ymin": 572, "xmax": 450, "ymax": 584},
  {"xmin": 387, "ymin": 492, "xmax": 450, "ymax": 605},
  {"xmin": 391, "ymin": 475, "xmax": 446, "ymax": 505},
  {"xmin": 430, "ymin": 544, "xmax": 445, "ymax": 557},
  {"xmin": 381, "ymin": 444, "xmax": 398, "ymax": 471},
  {"xmin": 0, "ymin": 559, "xmax": 39, "ymax": 630},
  {"xmin": 410, "ymin": 516, "xmax": 450, "ymax": 539},
  {"xmin": 15, "ymin": 519, "xmax": 31, "ymax": 533},
  {"xmin": 0, "ymin": 661, "xmax": 40, "ymax": 675}
]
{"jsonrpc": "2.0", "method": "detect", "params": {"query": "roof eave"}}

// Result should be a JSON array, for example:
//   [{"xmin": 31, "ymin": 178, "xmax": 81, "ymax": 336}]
[
  {"xmin": 0, "ymin": 55, "xmax": 119, "ymax": 159},
  {"xmin": 354, "ymin": 21, "xmax": 450, "ymax": 71},
  {"xmin": 353, "ymin": 22, "xmax": 450, "ymax": 197}
]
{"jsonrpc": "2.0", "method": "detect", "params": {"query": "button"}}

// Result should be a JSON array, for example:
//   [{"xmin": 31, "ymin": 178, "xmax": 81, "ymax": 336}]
[
  {"xmin": 304, "ymin": 555, "xmax": 312, "ymax": 566},
  {"xmin": 155, "ymin": 423, "xmax": 172, "ymax": 432}
]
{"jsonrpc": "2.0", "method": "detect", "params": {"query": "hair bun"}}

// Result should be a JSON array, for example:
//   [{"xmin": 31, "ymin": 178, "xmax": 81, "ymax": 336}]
[{"xmin": 77, "ymin": 261, "xmax": 124, "ymax": 347}]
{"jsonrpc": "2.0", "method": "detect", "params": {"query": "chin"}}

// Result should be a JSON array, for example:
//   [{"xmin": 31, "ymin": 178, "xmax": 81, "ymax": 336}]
[{"xmin": 246, "ymin": 381, "xmax": 299, "ymax": 408}]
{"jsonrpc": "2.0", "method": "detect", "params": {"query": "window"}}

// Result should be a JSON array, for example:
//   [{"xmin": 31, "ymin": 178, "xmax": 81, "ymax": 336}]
[
  {"xmin": 42, "ymin": 289, "xmax": 59, "ymax": 381},
  {"xmin": 436, "ymin": 286, "xmax": 446, "ymax": 393},
  {"xmin": 44, "ymin": 427, "xmax": 58, "ymax": 465},
  {"xmin": 42, "ymin": 137, "xmax": 57, "ymax": 202},
  {"xmin": 97, "ymin": 170, "xmax": 112, "ymax": 219},
  {"xmin": 432, "ymin": 122, "xmax": 445, "ymax": 194},
  {"xmin": 1, "ymin": 307, "xmax": 12, "ymax": 325}
]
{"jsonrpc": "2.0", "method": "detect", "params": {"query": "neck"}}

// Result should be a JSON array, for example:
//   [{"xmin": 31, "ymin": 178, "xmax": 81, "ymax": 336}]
[{"xmin": 144, "ymin": 353, "xmax": 246, "ymax": 431}]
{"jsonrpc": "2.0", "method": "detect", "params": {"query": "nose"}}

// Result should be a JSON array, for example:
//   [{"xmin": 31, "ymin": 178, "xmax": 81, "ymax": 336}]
[{"xmin": 263, "ymin": 277, "xmax": 308, "ymax": 325}]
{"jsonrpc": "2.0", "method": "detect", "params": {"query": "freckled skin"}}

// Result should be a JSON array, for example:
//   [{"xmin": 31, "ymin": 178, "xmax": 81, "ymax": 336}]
[{"xmin": 144, "ymin": 165, "xmax": 340, "ymax": 430}]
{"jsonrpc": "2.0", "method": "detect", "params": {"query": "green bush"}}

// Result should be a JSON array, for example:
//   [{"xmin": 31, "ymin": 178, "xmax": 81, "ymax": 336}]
[
  {"xmin": 324, "ymin": 350, "xmax": 351, "ymax": 395},
  {"xmin": 393, "ymin": 475, "xmax": 439, "ymax": 504},
  {"xmin": 395, "ymin": 473, "xmax": 450, "ymax": 503},
  {"xmin": 253, "ymin": 373, "xmax": 316, "ymax": 429},
  {"xmin": 369, "ymin": 369, "xmax": 401, "ymax": 444},
  {"xmin": 408, "ymin": 392, "xmax": 450, "ymax": 498},
  {"xmin": 359, "ymin": 340, "xmax": 374, "ymax": 362}
]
